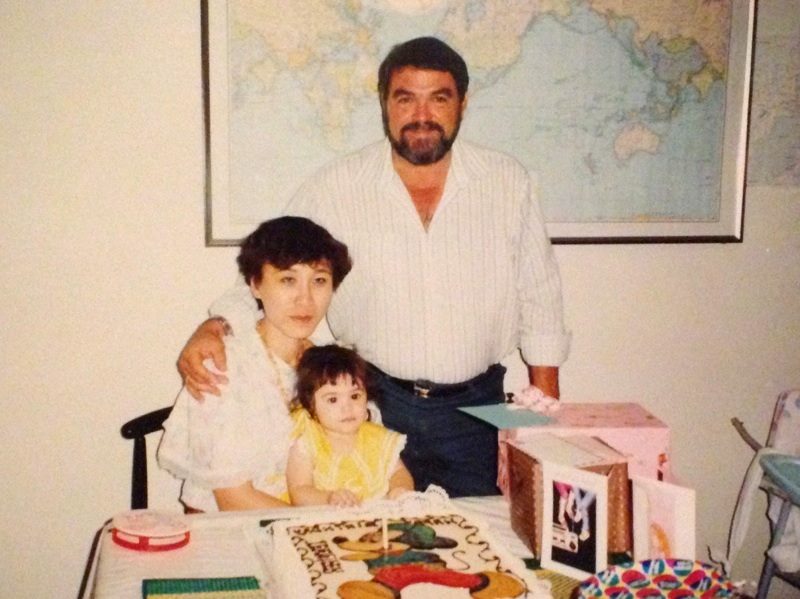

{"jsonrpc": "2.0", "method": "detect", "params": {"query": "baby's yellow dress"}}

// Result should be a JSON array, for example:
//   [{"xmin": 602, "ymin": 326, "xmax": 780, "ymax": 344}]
[{"xmin": 291, "ymin": 410, "xmax": 406, "ymax": 501}]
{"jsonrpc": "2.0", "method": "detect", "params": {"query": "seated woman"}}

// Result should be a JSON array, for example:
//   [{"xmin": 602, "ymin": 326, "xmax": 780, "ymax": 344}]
[{"xmin": 158, "ymin": 216, "xmax": 351, "ymax": 512}]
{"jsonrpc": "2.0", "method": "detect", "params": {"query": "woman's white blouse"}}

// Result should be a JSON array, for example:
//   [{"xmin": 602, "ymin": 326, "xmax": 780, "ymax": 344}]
[{"xmin": 158, "ymin": 326, "xmax": 296, "ymax": 512}]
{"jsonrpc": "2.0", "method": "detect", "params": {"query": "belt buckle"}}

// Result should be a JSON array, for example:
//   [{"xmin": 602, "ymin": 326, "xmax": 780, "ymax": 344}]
[{"xmin": 413, "ymin": 381, "xmax": 431, "ymax": 398}]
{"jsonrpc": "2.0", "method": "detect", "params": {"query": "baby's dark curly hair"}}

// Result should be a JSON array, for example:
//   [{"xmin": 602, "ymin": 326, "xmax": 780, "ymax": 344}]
[{"xmin": 293, "ymin": 345, "xmax": 378, "ymax": 418}]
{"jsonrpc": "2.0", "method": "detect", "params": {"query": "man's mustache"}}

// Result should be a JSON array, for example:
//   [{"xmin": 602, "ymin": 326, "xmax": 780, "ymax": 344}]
[{"xmin": 401, "ymin": 121, "xmax": 444, "ymax": 135}]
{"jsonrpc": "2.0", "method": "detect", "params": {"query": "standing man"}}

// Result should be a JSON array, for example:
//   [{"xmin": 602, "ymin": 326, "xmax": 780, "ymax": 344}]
[{"xmin": 180, "ymin": 37, "xmax": 570, "ymax": 497}]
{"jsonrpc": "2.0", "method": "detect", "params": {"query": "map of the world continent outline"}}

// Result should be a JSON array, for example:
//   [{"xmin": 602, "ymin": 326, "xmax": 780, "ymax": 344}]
[{"xmin": 205, "ymin": 0, "xmax": 754, "ymax": 243}]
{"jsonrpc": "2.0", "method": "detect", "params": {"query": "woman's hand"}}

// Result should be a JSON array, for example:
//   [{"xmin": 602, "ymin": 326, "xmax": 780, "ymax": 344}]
[
  {"xmin": 327, "ymin": 489, "xmax": 361, "ymax": 507},
  {"xmin": 177, "ymin": 318, "xmax": 230, "ymax": 400}
]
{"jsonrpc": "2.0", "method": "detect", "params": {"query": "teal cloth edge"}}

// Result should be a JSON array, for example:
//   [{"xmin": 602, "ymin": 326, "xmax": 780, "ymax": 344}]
[{"xmin": 458, "ymin": 404, "xmax": 552, "ymax": 429}]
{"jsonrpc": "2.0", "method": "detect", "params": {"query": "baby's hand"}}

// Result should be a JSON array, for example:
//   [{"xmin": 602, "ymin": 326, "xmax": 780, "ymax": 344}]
[{"xmin": 327, "ymin": 489, "xmax": 360, "ymax": 507}]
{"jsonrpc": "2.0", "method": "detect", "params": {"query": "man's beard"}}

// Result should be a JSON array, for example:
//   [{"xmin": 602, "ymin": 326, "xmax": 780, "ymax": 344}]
[{"xmin": 384, "ymin": 116, "xmax": 461, "ymax": 165}]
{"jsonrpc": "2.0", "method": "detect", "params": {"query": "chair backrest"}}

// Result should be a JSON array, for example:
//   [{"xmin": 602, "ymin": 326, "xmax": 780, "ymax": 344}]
[
  {"xmin": 767, "ymin": 389, "xmax": 800, "ymax": 455},
  {"xmin": 120, "ymin": 407, "xmax": 172, "ymax": 509}
]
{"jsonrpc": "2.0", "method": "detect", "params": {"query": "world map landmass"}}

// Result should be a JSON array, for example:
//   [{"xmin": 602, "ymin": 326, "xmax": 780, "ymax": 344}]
[
  {"xmin": 745, "ymin": 4, "xmax": 800, "ymax": 187},
  {"xmin": 225, "ymin": 0, "xmax": 740, "ymax": 225}
]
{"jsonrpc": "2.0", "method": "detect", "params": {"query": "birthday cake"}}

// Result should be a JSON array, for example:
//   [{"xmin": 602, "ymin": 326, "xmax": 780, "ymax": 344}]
[{"xmin": 263, "ymin": 492, "xmax": 550, "ymax": 599}]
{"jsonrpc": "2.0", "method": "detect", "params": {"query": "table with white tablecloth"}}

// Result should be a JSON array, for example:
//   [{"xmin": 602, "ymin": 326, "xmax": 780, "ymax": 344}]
[{"xmin": 84, "ymin": 496, "xmax": 568, "ymax": 599}]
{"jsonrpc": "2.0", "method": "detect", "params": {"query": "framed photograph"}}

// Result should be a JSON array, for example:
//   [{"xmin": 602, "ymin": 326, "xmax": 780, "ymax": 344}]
[
  {"xmin": 202, "ymin": 1, "xmax": 755, "ymax": 246},
  {"xmin": 632, "ymin": 476, "xmax": 696, "ymax": 561},
  {"xmin": 541, "ymin": 461, "xmax": 608, "ymax": 580}
]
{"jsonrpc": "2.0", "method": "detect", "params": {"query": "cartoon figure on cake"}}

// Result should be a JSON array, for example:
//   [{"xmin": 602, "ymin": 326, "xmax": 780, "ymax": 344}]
[
  {"xmin": 332, "ymin": 521, "xmax": 527, "ymax": 598},
  {"xmin": 287, "ymin": 345, "xmax": 415, "ymax": 507}
]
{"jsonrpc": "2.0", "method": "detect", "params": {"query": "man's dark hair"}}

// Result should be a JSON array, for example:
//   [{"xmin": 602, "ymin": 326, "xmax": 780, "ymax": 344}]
[
  {"xmin": 293, "ymin": 345, "xmax": 376, "ymax": 418},
  {"xmin": 237, "ymin": 216, "xmax": 351, "ymax": 289},
  {"xmin": 377, "ymin": 36, "xmax": 469, "ymax": 102}
]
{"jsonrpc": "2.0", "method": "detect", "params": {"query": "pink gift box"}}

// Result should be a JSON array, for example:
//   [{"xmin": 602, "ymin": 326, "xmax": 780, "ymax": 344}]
[{"xmin": 498, "ymin": 402, "xmax": 671, "ymax": 496}]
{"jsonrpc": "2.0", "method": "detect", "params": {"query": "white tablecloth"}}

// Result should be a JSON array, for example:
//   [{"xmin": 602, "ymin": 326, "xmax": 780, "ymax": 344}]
[{"xmin": 86, "ymin": 496, "xmax": 532, "ymax": 599}]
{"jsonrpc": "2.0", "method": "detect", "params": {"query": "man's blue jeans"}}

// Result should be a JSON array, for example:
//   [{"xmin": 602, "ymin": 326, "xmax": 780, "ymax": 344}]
[{"xmin": 373, "ymin": 364, "xmax": 506, "ymax": 497}]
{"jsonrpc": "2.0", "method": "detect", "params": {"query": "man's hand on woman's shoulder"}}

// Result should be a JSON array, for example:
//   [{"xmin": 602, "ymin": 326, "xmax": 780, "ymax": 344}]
[{"xmin": 177, "ymin": 317, "xmax": 230, "ymax": 400}]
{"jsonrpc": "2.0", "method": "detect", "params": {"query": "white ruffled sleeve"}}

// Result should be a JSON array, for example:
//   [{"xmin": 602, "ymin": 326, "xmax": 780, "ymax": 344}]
[{"xmin": 157, "ymin": 330, "xmax": 296, "ymax": 509}]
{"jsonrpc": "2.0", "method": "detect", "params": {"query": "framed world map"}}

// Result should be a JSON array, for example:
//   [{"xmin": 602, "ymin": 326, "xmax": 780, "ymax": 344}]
[{"xmin": 202, "ymin": 0, "xmax": 755, "ymax": 245}]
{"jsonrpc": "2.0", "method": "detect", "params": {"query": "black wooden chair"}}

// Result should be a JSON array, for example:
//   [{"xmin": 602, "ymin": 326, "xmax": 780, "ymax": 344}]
[
  {"xmin": 78, "ymin": 406, "xmax": 173, "ymax": 598},
  {"xmin": 120, "ymin": 406, "xmax": 172, "ymax": 509}
]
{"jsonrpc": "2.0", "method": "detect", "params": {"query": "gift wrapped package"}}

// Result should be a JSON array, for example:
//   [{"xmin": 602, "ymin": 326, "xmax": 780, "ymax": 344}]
[
  {"xmin": 498, "ymin": 402, "xmax": 671, "ymax": 497},
  {"xmin": 507, "ymin": 436, "xmax": 633, "ymax": 558}
]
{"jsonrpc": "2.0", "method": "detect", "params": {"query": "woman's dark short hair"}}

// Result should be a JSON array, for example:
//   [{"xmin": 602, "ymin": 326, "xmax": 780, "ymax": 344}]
[
  {"xmin": 237, "ymin": 216, "xmax": 351, "ymax": 289},
  {"xmin": 293, "ymin": 345, "xmax": 376, "ymax": 418},
  {"xmin": 378, "ymin": 36, "xmax": 469, "ymax": 102}
]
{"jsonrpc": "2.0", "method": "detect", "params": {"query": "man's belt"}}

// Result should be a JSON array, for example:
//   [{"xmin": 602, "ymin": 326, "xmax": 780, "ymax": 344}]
[{"xmin": 368, "ymin": 363, "xmax": 502, "ymax": 398}]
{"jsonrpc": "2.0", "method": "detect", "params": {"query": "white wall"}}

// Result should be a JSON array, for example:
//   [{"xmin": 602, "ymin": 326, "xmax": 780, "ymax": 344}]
[{"xmin": 1, "ymin": 2, "xmax": 798, "ymax": 597}]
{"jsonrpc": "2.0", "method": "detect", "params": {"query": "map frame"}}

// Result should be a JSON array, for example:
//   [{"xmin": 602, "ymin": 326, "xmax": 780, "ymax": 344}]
[{"xmin": 202, "ymin": 0, "xmax": 755, "ymax": 246}]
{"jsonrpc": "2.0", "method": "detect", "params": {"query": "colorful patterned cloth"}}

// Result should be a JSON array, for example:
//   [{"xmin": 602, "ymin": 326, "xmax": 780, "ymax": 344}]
[{"xmin": 576, "ymin": 558, "xmax": 735, "ymax": 598}]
